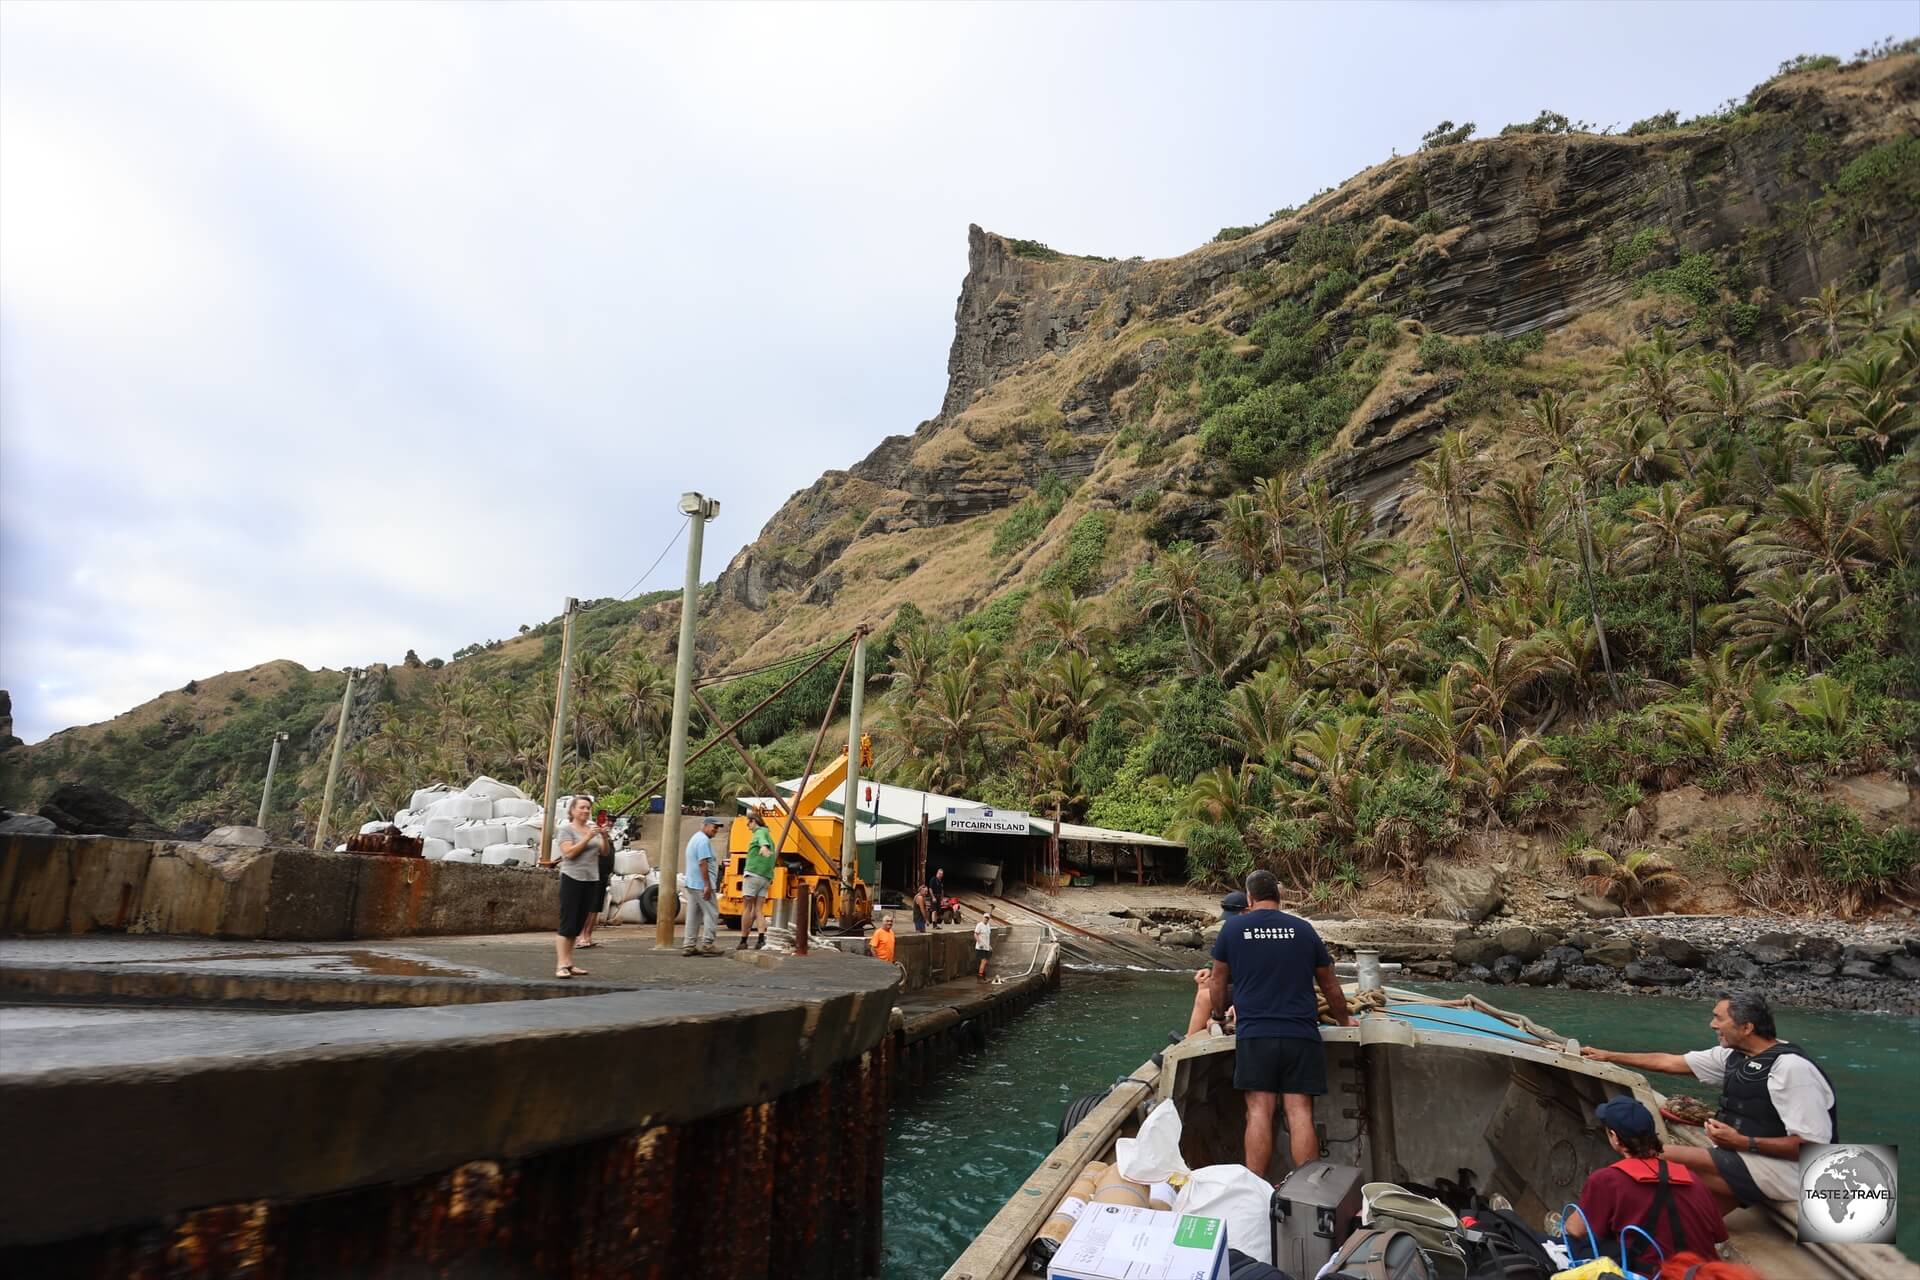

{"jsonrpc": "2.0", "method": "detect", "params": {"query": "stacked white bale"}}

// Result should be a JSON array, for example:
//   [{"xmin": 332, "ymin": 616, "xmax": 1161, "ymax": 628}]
[
  {"xmin": 482, "ymin": 844, "xmax": 534, "ymax": 866},
  {"xmin": 442, "ymin": 849, "xmax": 478, "ymax": 864},
  {"xmin": 501, "ymin": 819, "xmax": 543, "ymax": 846},
  {"xmin": 422, "ymin": 838, "xmax": 452, "ymax": 861},
  {"xmin": 613, "ymin": 874, "xmax": 643, "ymax": 905},
  {"xmin": 465, "ymin": 776, "xmax": 527, "ymax": 803},
  {"xmin": 454, "ymin": 822, "xmax": 507, "ymax": 851},
  {"xmin": 614, "ymin": 849, "xmax": 651, "ymax": 877},
  {"xmin": 411, "ymin": 784, "xmax": 462, "ymax": 812},
  {"xmin": 423, "ymin": 816, "xmax": 458, "ymax": 842},
  {"xmin": 359, "ymin": 820, "xmax": 391, "ymax": 835},
  {"xmin": 616, "ymin": 899, "xmax": 645, "ymax": 925},
  {"xmin": 427, "ymin": 794, "xmax": 491, "ymax": 822},
  {"xmin": 492, "ymin": 797, "xmax": 540, "ymax": 820}
]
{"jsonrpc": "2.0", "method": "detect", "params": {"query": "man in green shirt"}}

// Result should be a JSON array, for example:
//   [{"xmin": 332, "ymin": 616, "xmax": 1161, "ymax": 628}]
[{"xmin": 738, "ymin": 809, "xmax": 777, "ymax": 950}]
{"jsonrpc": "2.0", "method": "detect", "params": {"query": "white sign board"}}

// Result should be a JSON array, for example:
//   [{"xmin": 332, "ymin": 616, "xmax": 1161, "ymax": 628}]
[
  {"xmin": 946, "ymin": 806, "xmax": 1030, "ymax": 836},
  {"xmin": 1049, "ymin": 1205, "xmax": 1226, "ymax": 1280}
]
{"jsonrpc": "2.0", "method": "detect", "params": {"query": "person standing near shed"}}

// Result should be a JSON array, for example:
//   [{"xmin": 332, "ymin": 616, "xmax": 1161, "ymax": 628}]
[
  {"xmin": 737, "ymin": 809, "xmax": 776, "ymax": 951},
  {"xmin": 682, "ymin": 816, "xmax": 722, "ymax": 957},
  {"xmin": 1207, "ymin": 870, "xmax": 1353, "ymax": 1178},
  {"xmin": 553, "ymin": 796, "xmax": 606, "ymax": 978},
  {"xmin": 973, "ymin": 906, "xmax": 994, "ymax": 980}
]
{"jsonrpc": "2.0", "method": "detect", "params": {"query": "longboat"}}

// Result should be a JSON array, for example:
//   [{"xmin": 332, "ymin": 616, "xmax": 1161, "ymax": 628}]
[{"xmin": 944, "ymin": 987, "xmax": 1916, "ymax": 1280}]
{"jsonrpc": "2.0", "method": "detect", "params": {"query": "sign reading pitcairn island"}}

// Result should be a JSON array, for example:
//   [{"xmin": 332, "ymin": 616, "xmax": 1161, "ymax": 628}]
[{"xmin": 946, "ymin": 807, "xmax": 1029, "ymax": 836}]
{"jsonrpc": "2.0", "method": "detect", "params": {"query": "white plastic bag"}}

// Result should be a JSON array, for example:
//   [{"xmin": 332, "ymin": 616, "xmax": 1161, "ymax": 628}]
[
  {"xmin": 615, "ymin": 848, "xmax": 651, "ymax": 877},
  {"xmin": 502, "ymin": 819, "xmax": 542, "ymax": 846},
  {"xmin": 617, "ymin": 899, "xmax": 645, "ymax": 924},
  {"xmin": 482, "ymin": 843, "xmax": 533, "ymax": 866},
  {"xmin": 442, "ymin": 849, "xmax": 478, "ymax": 864},
  {"xmin": 492, "ymin": 797, "xmax": 541, "ymax": 820},
  {"xmin": 428, "ymin": 795, "xmax": 491, "ymax": 822},
  {"xmin": 422, "ymin": 838, "xmax": 452, "ymax": 861},
  {"xmin": 465, "ymin": 775, "xmax": 528, "ymax": 803},
  {"xmin": 359, "ymin": 820, "xmax": 390, "ymax": 835},
  {"xmin": 423, "ymin": 816, "xmax": 457, "ymax": 842},
  {"xmin": 1175, "ymin": 1164, "xmax": 1275, "ymax": 1264},
  {"xmin": 1115, "ymin": 1099, "xmax": 1193, "ymax": 1185},
  {"xmin": 615, "ymin": 874, "xmax": 643, "ymax": 905},
  {"xmin": 410, "ymin": 784, "xmax": 460, "ymax": 813},
  {"xmin": 454, "ymin": 822, "xmax": 505, "ymax": 851}
]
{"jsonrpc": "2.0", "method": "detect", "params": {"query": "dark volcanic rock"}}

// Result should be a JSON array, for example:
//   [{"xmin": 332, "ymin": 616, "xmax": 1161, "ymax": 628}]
[
  {"xmin": 1575, "ymin": 893, "xmax": 1625, "ymax": 919},
  {"xmin": 38, "ymin": 783, "xmax": 171, "ymax": 839},
  {"xmin": 1586, "ymin": 938, "xmax": 1636, "ymax": 969},
  {"xmin": 1491, "ymin": 955, "xmax": 1524, "ymax": 985},
  {"xmin": 1519, "ymin": 956, "xmax": 1563, "ymax": 986},
  {"xmin": 1656, "ymin": 936, "xmax": 1707, "ymax": 969},
  {"xmin": 1567, "ymin": 965, "xmax": 1616, "ymax": 991},
  {"xmin": 1454, "ymin": 937, "xmax": 1505, "ymax": 969},
  {"xmin": 1708, "ymin": 952, "xmax": 1764, "ymax": 982},
  {"xmin": 1747, "ymin": 943, "xmax": 1794, "ymax": 966},
  {"xmin": 1495, "ymin": 926, "xmax": 1547, "ymax": 963},
  {"xmin": 1625, "ymin": 959, "xmax": 1694, "ymax": 987},
  {"xmin": 1464, "ymin": 964, "xmax": 1493, "ymax": 983}
]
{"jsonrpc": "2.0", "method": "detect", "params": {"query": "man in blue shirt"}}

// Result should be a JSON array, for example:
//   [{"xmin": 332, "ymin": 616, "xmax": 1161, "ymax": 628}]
[
  {"xmin": 682, "ymin": 816, "xmax": 721, "ymax": 956},
  {"xmin": 1207, "ymin": 870, "xmax": 1353, "ymax": 1178}
]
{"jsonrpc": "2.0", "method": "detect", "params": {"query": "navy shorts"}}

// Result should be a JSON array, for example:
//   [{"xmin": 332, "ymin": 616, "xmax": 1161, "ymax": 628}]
[{"xmin": 1234, "ymin": 1035, "xmax": 1327, "ymax": 1096}]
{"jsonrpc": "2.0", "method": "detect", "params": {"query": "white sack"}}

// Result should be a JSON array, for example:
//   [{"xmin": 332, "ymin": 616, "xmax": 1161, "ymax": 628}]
[
  {"xmin": 410, "ymin": 785, "xmax": 461, "ymax": 813},
  {"xmin": 424, "ymin": 816, "xmax": 457, "ymax": 842},
  {"xmin": 465, "ymin": 775, "xmax": 527, "ymax": 803},
  {"xmin": 614, "ymin": 849, "xmax": 652, "ymax": 877},
  {"xmin": 428, "ymin": 795, "xmax": 491, "ymax": 822},
  {"xmin": 617, "ymin": 899, "xmax": 645, "ymax": 925},
  {"xmin": 502, "ymin": 820, "xmax": 542, "ymax": 846},
  {"xmin": 422, "ymin": 838, "xmax": 452, "ymax": 861},
  {"xmin": 616, "ymin": 874, "xmax": 643, "ymax": 905},
  {"xmin": 454, "ymin": 822, "xmax": 506, "ymax": 851},
  {"xmin": 359, "ymin": 820, "xmax": 391, "ymax": 835},
  {"xmin": 483, "ymin": 843, "xmax": 534, "ymax": 866},
  {"xmin": 394, "ymin": 809, "xmax": 416, "ymax": 828},
  {"xmin": 1175, "ymin": 1165, "xmax": 1275, "ymax": 1264},
  {"xmin": 442, "ymin": 849, "xmax": 478, "ymax": 864},
  {"xmin": 400, "ymin": 824, "xmax": 425, "ymax": 840},
  {"xmin": 1116, "ymin": 1099, "xmax": 1192, "ymax": 1185},
  {"xmin": 492, "ymin": 797, "xmax": 541, "ymax": 820}
]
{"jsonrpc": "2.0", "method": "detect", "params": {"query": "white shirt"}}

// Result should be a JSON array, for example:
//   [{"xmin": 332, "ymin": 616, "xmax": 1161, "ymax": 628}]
[
  {"xmin": 1684, "ymin": 1045, "xmax": 1834, "ymax": 1143},
  {"xmin": 974, "ymin": 918, "xmax": 993, "ymax": 950}
]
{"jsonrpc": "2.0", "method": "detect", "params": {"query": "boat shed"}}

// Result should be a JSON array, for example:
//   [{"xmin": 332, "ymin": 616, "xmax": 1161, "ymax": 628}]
[{"xmin": 772, "ymin": 777, "xmax": 1185, "ymax": 896}]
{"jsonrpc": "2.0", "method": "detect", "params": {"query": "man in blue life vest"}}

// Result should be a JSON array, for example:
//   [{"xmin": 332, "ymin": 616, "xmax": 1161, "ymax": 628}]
[
  {"xmin": 1564, "ymin": 1096, "xmax": 1727, "ymax": 1269},
  {"xmin": 1581, "ymin": 991, "xmax": 1835, "ymax": 1209},
  {"xmin": 1207, "ymin": 870, "xmax": 1353, "ymax": 1179}
]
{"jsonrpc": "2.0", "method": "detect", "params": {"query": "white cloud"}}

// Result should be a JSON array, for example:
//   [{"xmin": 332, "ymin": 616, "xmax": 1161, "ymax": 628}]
[{"xmin": 2, "ymin": 0, "xmax": 1912, "ymax": 743}]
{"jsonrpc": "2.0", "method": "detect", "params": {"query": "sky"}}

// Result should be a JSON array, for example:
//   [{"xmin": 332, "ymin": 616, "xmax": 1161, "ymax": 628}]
[{"xmin": 2, "ymin": 1, "xmax": 1913, "ymax": 745}]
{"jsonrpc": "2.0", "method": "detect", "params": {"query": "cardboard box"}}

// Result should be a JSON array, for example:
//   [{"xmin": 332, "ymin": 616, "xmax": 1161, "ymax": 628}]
[{"xmin": 1047, "ymin": 1204, "xmax": 1227, "ymax": 1280}]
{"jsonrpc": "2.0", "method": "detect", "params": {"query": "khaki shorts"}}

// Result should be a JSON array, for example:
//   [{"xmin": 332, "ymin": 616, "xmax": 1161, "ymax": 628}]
[{"xmin": 741, "ymin": 872, "xmax": 771, "ymax": 898}]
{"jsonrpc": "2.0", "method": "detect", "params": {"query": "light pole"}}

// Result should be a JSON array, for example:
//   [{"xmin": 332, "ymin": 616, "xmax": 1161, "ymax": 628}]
[
  {"xmin": 257, "ymin": 732, "xmax": 289, "ymax": 830},
  {"xmin": 313, "ymin": 668, "xmax": 358, "ymax": 850},
  {"xmin": 657, "ymin": 492, "xmax": 719, "ymax": 949},
  {"xmin": 538, "ymin": 599, "xmax": 581, "ymax": 865}
]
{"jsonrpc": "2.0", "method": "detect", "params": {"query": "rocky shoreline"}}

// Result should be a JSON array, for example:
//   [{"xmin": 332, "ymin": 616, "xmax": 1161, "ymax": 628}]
[{"xmin": 1315, "ymin": 916, "xmax": 1920, "ymax": 1015}]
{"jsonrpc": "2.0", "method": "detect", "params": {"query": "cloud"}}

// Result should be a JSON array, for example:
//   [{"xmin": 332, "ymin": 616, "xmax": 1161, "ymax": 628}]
[{"xmin": 2, "ymin": 0, "xmax": 1911, "ymax": 743}]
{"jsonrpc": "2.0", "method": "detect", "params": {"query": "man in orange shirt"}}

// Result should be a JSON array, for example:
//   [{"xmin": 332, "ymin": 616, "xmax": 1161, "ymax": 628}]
[{"xmin": 870, "ymin": 913, "xmax": 897, "ymax": 964}]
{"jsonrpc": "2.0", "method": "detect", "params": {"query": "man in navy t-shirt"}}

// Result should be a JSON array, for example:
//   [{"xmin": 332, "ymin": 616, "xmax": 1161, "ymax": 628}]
[{"xmin": 1207, "ymin": 869, "xmax": 1353, "ymax": 1177}]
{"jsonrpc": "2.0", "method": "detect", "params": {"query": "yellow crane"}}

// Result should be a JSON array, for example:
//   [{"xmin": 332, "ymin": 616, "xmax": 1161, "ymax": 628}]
[{"xmin": 718, "ymin": 735, "xmax": 874, "ymax": 933}]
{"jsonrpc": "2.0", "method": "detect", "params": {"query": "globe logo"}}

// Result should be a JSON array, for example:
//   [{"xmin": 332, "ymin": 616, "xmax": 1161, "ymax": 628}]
[{"xmin": 1798, "ymin": 1144, "xmax": 1898, "ymax": 1245}]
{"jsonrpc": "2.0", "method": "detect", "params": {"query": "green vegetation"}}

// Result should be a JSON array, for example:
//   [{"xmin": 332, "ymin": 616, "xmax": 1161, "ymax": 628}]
[
  {"xmin": 1214, "ymin": 226, "xmax": 1257, "ymax": 243},
  {"xmin": 1420, "ymin": 120, "xmax": 1474, "ymax": 150},
  {"xmin": 1609, "ymin": 227, "xmax": 1665, "ymax": 274},
  {"xmin": 990, "ymin": 474, "xmax": 1070, "ymax": 557},
  {"xmin": 1007, "ymin": 238, "xmax": 1063, "ymax": 261},
  {"xmin": 877, "ymin": 287, "xmax": 1918, "ymax": 909},
  {"xmin": 1834, "ymin": 135, "xmax": 1920, "ymax": 211}
]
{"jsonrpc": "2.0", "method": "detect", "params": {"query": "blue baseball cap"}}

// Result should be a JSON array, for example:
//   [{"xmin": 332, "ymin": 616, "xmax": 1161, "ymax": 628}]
[
  {"xmin": 1595, "ymin": 1096, "xmax": 1655, "ymax": 1135},
  {"xmin": 1220, "ymin": 891, "xmax": 1249, "ymax": 915}
]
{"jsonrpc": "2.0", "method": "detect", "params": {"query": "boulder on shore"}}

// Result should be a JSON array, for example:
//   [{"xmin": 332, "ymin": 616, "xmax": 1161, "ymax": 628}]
[
  {"xmin": 0, "ymin": 810, "xmax": 57, "ymax": 835},
  {"xmin": 1453, "ymin": 937, "xmax": 1505, "ymax": 969},
  {"xmin": 1495, "ymin": 925, "xmax": 1547, "ymax": 963},
  {"xmin": 1425, "ymin": 863, "xmax": 1504, "ymax": 924},
  {"xmin": 38, "ymin": 783, "xmax": 172, "ymax": 839},
  {"xmin": 1625, "ymin": 958, "xmax": 1693, "ymax": 987},
  {"xmin": 1586, "ymin": 938, "xmax": 1636, "ymax": 969},
  {"xmin": 1574, "ymin": 893, "xmax": 1625, "ymax": 919},
  {"xmin": 1656, "ymin": 936, "xmax": 1707, "ymax": 968},
  {"xmin": 203, "ymin": 825, "xmax": 270, "ymax": 848}
]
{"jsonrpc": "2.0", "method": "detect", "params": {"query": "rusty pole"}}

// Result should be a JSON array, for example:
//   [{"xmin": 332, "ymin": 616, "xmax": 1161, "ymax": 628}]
[
  {"xmin": 838, "ymin": 629, "xmax": 868, "ymax": 928},
  {"xmin": 538, "ymin": 598, "xmax": 580, "ymax": 866}
]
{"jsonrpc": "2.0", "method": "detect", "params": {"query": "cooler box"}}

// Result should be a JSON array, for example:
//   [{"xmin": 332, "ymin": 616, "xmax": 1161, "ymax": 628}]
[
  {"xmin": 1272, "ymin": 1160, "xmax": 1363, "ymax": 1278},
  {"xmin": 1047, "ymin": 1204, "xmax": 1227, "ymax": 1280}
]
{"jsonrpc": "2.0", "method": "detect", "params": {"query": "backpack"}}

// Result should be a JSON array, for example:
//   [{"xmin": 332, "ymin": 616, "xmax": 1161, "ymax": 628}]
[
  {"xmin": 1326, "ymin": 1227, "xmax": 1437, "ymax": 1280},
  {"xmin": 1460, "ymin": 1207, "xmax": 1555, "ymax": 1280}
]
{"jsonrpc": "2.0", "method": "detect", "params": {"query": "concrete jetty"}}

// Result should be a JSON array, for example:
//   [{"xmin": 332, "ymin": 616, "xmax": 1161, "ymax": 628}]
[{"xmin": 0, "ymin": 833, "xmax": 1059, "ymax": 1278}]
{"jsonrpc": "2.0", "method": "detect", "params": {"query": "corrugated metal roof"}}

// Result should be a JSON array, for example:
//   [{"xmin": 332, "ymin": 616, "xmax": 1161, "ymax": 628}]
[{"xmin": 772, "ymin": 778, "xmax": 1183, "ymax": 848}]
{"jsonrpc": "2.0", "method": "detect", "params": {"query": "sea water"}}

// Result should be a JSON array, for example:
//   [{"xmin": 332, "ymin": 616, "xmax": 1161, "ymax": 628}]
[{"xmin": 881, "ymin": 972, "xmax": 1920, "ymax": 1273}]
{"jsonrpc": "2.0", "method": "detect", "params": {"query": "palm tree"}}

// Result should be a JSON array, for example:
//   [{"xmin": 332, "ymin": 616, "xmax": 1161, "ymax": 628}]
[
  {"xmin": 1253, "ymin": 473, "xmax": 1301, "ymax": 570},
  {"xmin": 1623, "ymin": 483, "xmax": 1723, "ymax": 655},
  {"xmin": 1322, "ymin": 592, "xmax": 1424, "ymax": 711},
  {"xmin": 1551, "ymin": 436, "xmax": 1622, "ymax": 702},
  {"xmin": 1785, "ymin": 673, "xmax": 1854, "ymax": 738},
  {"xmin": 1733, "ymin": 465, "xmax": 1875, "ymax": 593},
  {"xmin": 1414, "ymin": 429, "xmax": 1481, "ymax": 604},
  {"xmin": 1450, "ymin": 622, "xmax": 1561, "ymax": 746},
  {"xmin": 1039, "ymin": 651, "xmax": 1110, "ymax": 744},
  {"xmin": 1684, "ymin": 644, "xmax": 1762, "ymax": 716},
  {"xmin": 1717, "ymin": 569, "xmax": 1851, "ymax": 667},
  {"xmin": 1033, "ymin": 587, "xmax": 1108, "ymax": 658},
  {"xmin": 1139, "ymin": 545, "xmax": 1213, "ymax": 670},
  {"xmin": 1656, "ymin": 702, "xmax": 1739, "ymax": 759},
  {"xmin": 1225, "ymin": 668, "xmax": 1315, "ymax": 767},
  {"xmin": 1394, "ymin": 672, "xmax": 1472, "ymax": 781},
  {"xmin": 1791, "ymin": 283, "xmax": 1849, "ymax": 359},
  {"xmin": 1459, "ymin": 726, "xmax": 1561, "ymax": 823},
  {"xmin": 1285, "ymin": 715, "xmax": 1378, "ymax": 837},
  {"xmin": 1317, "ymin": 494, "xmax": 1390, "ymax": 597},
  {"xmin": 1211, "ymin": 493, "xmax": 1270, "ymax": 579},
  {"xmin": 1682, "ymin": 353, "xmax": 1786, "ymax": 493},
  {"xmin": 1483, "ymin": 468, "xmax": 1567, "ymax": 566},
  {"xmin": 1574, "ymin": 848, "xmax": 1690, "ymax": 915}
]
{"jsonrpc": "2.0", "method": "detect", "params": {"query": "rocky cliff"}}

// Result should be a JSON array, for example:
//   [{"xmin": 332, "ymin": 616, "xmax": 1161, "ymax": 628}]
[{"xmin": 711, "ymin": 53, "xmax": 1919, "ymax": 660}]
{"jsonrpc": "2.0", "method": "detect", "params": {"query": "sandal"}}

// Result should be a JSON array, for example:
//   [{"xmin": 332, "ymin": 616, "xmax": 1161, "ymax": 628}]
[
  {"xmin": 575, "ymin": 941, "xmax": 600, "ymax": 949},
  {"xmin": 556, "ymin": 967, "xmax": 575, "ymax": 979}
]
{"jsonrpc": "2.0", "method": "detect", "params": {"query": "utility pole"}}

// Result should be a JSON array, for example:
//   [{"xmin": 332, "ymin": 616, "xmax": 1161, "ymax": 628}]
[
  {"xmin": 657, "ymin": 494, "xmax": 718, "ymax": 949},
  {"xmin": 313, "ymin": 668, "xmax": 358, "ymax": 850},
  {"xmin": 838, "ymin": 627, "xmax": 867, "ymax": 926},
  {"xmin": 257, "ymin": 732, "xmax": 288, "ymax": 831},
  {"xmin": 537, "ymin": 598, "xmax": 581, "ymax": 865}
]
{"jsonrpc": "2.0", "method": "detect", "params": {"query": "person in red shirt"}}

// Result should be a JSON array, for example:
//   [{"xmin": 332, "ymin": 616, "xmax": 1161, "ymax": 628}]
[{"xmin": 1567, "ymin": 1097, "xmax": 1727, "ymax": 1272}]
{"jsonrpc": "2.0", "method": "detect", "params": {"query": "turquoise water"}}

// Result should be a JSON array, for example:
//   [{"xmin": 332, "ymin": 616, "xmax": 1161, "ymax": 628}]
[{"xmin": 882, "ymin": 973, "xmax": 1920, "ymax": 1274}]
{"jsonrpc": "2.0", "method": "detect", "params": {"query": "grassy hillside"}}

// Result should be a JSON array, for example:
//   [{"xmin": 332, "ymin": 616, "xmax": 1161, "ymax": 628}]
[{"xmin": 5, "ymin": 45, "xmax": 1916, "ymax": 914}]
